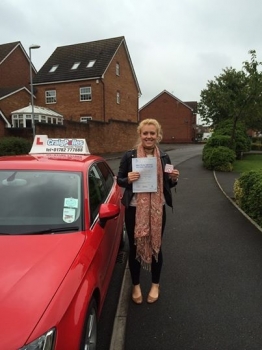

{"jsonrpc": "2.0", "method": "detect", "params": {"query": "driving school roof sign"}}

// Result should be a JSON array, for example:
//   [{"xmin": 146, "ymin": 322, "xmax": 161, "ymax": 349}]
[{"xmin": 30, "ymin": 135, "xmax": 90, "ymax": 155}]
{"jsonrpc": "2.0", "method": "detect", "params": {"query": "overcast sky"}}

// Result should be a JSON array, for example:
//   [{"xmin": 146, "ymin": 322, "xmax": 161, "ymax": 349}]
[{"xmin": 1, "ymin": 0, "xmax": 262, "ymax": 113}]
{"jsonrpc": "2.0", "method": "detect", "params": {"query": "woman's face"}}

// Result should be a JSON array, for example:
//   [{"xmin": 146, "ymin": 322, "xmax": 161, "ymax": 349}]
[{"xmin": 140, "ymin": 124, "xmax": 158, "ymax": 149}]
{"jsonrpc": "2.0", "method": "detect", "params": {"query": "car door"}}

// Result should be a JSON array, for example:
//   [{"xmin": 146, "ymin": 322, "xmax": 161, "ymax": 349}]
[{"xmin": 88, "ymin": 162, "xmax": 119, "ymax": 291}]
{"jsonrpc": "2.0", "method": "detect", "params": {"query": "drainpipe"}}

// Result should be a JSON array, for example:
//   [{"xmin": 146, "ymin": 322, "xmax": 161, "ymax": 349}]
[
  {"xmin": 138, "ymin": 92, "xmax": 141, "ymax": 122},
  {"xmin": 100, "ymin": 77, "xmax": 106, "ymax": 122}
]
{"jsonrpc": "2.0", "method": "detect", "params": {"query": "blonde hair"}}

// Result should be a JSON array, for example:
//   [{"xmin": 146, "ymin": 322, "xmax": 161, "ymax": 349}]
[{"xmin": 137, "ymin": 118, "xmax": 163, "ymax": 143}]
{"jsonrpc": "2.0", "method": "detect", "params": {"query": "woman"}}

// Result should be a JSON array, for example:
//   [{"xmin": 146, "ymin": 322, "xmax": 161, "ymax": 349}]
[{"xmin": 117, "ymin": 119, "xmax": 179, "ymax": 304}]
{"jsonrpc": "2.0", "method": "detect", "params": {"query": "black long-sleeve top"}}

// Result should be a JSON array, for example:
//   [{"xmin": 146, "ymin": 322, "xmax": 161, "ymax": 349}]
[{"xmin": 117, "ymin": 148, "xmax": 177, "ymax": 208}]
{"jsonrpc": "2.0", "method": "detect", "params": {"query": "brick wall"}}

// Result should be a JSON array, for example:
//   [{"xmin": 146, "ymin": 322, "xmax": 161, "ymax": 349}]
[
  {"xmin": 103, "ymin": 44, "xmax": 139, "ymax": 123},
  {"xmin": 0, "ymin": 46, "xmax": 31, "ymax": 88},
  {"xmin": 0, "ymin": 89, "xmax": 31, "ymax": 137},
  {"xmin": 35, "ymin": 80, "xmax": 105, "ymax": 122},
  {"xmin": 0, "ymin": 120, "xmax": 5, "ymax": 137},
  {"xmin": 0, "ymin": 90, "xmax": 31, "ymax": 121},
  {"xmin": 4, "ymin": 119, "xmax": 138, "ymax": 155},
  {"xmin": 139, "ymin": 92, "xmax": 195, "ymax": 143}
]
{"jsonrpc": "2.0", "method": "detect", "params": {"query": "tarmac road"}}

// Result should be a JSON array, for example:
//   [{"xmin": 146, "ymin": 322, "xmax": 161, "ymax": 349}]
[{"xmin": 106, "ymin": 145, "xmax": 262, "ymax": 350}]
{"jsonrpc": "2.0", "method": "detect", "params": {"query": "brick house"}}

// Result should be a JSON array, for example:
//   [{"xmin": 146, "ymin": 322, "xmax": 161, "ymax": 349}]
[
  {"xmin": 34, "ymin": 36, "xmax": 141, "ymax": 125},
  {"xmin": 139, "ymin": 90, "xmax": 197, "ymax": 143},
  {"xmin": 0, "ymin": 41, "xmax": 37, "ymax": 137},
  {"xmin": 0, "ymin": 36, "xmax": 141, "ymax": 153},
  {"xmin": 31, "ymin": 36, "xmax": 141, "ymax": 153}
]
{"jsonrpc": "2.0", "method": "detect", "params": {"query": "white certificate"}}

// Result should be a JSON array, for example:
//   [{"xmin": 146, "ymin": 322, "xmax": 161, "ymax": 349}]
[{"xmin": 132, "ymin": 157, "xmax": 157, "ymax": 192}]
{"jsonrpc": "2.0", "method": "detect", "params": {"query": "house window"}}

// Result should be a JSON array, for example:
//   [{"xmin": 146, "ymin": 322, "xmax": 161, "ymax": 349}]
[
  {"xmin": 116, "ymin": 62, "xmax": 120, "ymax": 76},
  {"xmin": 40, "ymin": 115, "xmax": 47, "ymax": 123},
  {"xmin": 80, "ymin": 116, "xmax": 92, "ymax": 123},
  {"xmin": 87, "ymin": 60, "xmax": 96, "ymax": 68},
  {"xmin": 80, "ymin": 87, "xmax": 92, "ymax": 101},
  {"xmin": 40, "ymin": 115, "xmax": 63, "ymax": 125},
  {"xmin": 12, "ymin": 113, "xmax": 63, "ymax": 127},
  {"xmin": 49, "ymin": 65, "xmax": 58, "ymax": 73},
  {"xmin": 71, "ymin": 62, "xmax": 81, "ymax": 70},
  {"xmin": 116, "ymin": 91, "xmax": 120, "ymax": 104},
  {"xmin": 12, "ymin": 114, "xmax": 24, "ymax": 128},
  {"xmin": 45, "ymin": 90, "xmax": 56, "ymax": 104}
]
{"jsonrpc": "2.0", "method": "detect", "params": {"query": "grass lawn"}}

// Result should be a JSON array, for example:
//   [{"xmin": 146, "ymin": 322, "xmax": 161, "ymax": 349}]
[{"xmin": 233, "ymin": 154, "xmax": 262, "ymax": 173}]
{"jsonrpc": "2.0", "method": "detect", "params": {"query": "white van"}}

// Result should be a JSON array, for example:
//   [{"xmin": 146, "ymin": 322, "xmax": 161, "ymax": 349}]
[{"xmin": 202, "ymin": 132, "xmax": 213, "ymax": 140}]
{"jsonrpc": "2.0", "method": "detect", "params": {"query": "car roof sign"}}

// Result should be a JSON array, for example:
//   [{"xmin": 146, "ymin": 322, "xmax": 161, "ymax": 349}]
[{"xmin": 29, "ymin": 135, "xmax": 90, "ymax": 155}]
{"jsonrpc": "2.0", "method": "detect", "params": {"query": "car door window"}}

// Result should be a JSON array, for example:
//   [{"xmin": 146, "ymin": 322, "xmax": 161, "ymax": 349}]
[
  {"xmin": 88, "ymin": 162, "xmax": 116, "ymax": 224},
  {"xmin": 96, "ymin": 161, "xmax": 114, "ymax": 193},
  {"xmin": 88, "ymin": 165, "xmax": 107, "ymax": 224}
]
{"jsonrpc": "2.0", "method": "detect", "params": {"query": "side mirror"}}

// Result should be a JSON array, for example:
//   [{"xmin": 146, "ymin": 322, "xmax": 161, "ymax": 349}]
[{"xmin": 99, "ymin": 203, "xmax": 120, "ymax": 228}]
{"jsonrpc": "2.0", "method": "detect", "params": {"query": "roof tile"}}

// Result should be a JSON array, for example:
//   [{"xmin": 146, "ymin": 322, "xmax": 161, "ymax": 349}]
[
  {"xmin": 0, "ymin": 41, "xmax": 20, "ymax": 63},
  {"xmin": 34, "ymin": 36, "xmax": 125, "ymax": 84}
]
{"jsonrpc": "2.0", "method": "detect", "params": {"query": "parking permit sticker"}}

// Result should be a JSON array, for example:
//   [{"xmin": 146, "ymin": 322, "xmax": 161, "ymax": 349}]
[
  {"xmin": 64, "ymin": 197, "xmax": 78, "ymax": 208},
  {"xmin": 63, "ymin": 208, "xmax": 76, "ymax": 223}
]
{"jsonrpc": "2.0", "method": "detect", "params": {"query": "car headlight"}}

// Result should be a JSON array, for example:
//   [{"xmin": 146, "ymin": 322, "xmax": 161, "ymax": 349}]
[{"xmin": 19, "ymin": 328, "xmax": 56, "ymax": 350}]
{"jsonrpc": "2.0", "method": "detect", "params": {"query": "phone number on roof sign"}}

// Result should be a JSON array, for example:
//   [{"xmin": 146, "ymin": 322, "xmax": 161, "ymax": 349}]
[
  {"xmin": 46, "ymin": 147, "xmax": 84, "ymax": 153},
  {"xmin": 46, "ymin": 139, "xmax": 85, "ymax": 147}
]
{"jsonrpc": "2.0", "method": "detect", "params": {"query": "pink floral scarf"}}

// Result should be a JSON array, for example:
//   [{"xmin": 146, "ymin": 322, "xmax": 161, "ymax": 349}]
[{"xmin": 134, "ymin": 144, "xmax": 163, "ymax": 270}]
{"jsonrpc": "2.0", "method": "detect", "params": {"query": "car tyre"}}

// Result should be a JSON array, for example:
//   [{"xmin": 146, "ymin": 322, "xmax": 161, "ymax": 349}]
[{"xmin": 80, "ymin": 297, "xmax": 97, "ymax": 350}]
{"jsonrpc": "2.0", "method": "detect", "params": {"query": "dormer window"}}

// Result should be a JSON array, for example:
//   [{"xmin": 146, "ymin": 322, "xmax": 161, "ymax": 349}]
[
  {"xmin": 116, "ymin": 62, "xmax": 120, "ymax": 76},
  {"xmin": 71, "ymin": 62, "xmax": 81, "ymax": 70},
  {"xmin": 49, "ymin": 65, "xmax": 58, "ymax": 73},
  {"xmin": 87, "ymin": 60, "xmax": 96, "ymax": 68}
]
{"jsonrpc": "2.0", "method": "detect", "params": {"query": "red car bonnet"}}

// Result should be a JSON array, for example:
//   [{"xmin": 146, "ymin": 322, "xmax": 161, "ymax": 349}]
[{"xmin": 0, "ymin": 233, "xmax": 85, "ymax": 349}]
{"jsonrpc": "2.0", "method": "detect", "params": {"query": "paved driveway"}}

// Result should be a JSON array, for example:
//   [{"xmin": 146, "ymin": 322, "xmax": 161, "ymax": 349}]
[{"xmin": 123, "ymin": 153, "xmax": 262, "ymax": 350}]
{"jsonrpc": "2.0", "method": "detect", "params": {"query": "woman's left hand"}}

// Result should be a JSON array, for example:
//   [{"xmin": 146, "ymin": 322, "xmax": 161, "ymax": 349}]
[{"xmin": 169, "ymin": 169, "xmax": 179, "ymax": 182}]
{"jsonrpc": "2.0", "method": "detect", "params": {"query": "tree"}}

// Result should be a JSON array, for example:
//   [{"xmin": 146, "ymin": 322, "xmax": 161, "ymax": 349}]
[{"xmin": 198, "ymin": 50, "xmax": 262, "ymax": 141}]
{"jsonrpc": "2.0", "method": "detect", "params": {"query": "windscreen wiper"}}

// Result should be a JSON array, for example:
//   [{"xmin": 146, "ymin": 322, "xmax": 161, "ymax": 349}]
[
  {"xmin": 0, "ymin": 226, "xmax": 80, "ymax": 235},
  {"xmin": 29, "ymin": 226, "xmax": 80, "ymax": 234}
]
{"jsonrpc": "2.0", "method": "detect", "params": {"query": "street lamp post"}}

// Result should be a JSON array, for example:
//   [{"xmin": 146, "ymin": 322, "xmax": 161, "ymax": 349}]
[{"xmin": 29, "ymin": 44, "xmax": 40, "ymax": 138}]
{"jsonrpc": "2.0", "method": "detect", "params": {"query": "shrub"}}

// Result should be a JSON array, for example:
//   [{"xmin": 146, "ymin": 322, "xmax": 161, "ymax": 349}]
[
  {"xmin": 202, "ymin": 145, "xmax": 235, "ymax": 171},
  {"xmin": 233, "ymin": 179, "xmax": 243, "ymax": 205},
  {"xmin": 206, "ymin": 135, "xmax": 235, "ymax": 149},
  {"xmin": 0, "ymin": 137, "xmax": 32, "ymax": 156},
  {"xmin": 235, "ymin": 134, "xmax": 251, "ymax": 154},
  {"xmin": 213, "ymin": 120, "xmax": 251, "ymax": 153},
  {"xmin": 234, "ymin": 170, "xmax": 262, "ymax": 227},
  {"xmin": 251, "ymin": 143, "xmax": 262, "ymax": 151},
  {"xmin": 251, "ymin": 137, "xmax": 262, "ymax": 144}
]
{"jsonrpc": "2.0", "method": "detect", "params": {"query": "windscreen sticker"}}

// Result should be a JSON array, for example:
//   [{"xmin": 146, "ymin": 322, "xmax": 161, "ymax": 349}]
[
  {"xmin": 63, "ymin": 208, "xmax": 76, "ymax": 223},
  {"xmin": 64, "ymin": 197, "xmax": 78, "ymax": 208}
]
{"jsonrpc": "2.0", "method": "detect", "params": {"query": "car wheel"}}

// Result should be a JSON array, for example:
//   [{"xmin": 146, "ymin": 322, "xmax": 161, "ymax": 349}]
[{"xmin": 80, "ymin": 298, "xmax": 97, "ymax": 350}]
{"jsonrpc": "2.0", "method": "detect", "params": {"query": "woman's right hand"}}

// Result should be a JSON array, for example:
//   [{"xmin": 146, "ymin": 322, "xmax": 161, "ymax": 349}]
[{"xmin": 128, "ymin": 171, "xmax": 140, "ymax": 184}]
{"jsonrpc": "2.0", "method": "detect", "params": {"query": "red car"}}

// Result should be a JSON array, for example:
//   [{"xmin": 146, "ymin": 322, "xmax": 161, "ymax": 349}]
[{"xmin": 0, "ymin": 135, "xmax": 125, "ymax": 350}]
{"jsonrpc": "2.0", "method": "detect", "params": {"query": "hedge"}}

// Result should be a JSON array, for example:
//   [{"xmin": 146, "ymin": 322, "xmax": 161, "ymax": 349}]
[
  {"xmin": 234, "ymin": 170, "xmax": 262, "ymax": 227},
  {"xmin": 0, "ymin": 137, "xmax": 32, "ymax": 156},
  {"xmin": 202, "ymin": 145, "xmax": 236, "ymax": 171}
]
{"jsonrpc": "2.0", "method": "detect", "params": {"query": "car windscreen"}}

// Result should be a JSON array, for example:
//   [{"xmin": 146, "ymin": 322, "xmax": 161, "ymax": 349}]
[{"xmin": 0, "ymin": 170, "xmax": 82, "ymax": 235}]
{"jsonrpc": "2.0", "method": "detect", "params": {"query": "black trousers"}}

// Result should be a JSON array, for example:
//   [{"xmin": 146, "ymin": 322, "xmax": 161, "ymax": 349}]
[{"xmin": 125, "ymin": 205, "xmax": 166, "ymax": 285}]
